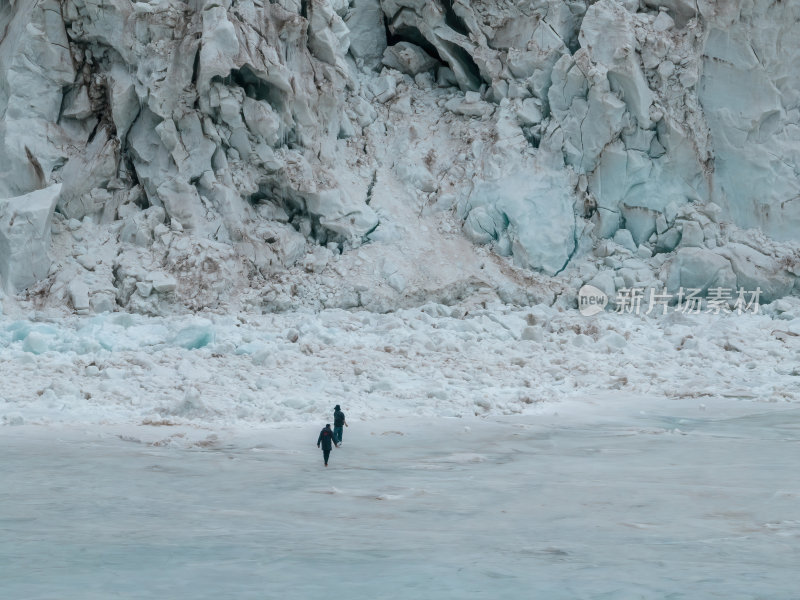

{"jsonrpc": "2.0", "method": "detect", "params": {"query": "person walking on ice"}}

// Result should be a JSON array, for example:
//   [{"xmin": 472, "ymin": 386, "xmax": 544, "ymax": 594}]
[
  {"xmin": 317, "ymin": 423, "xmax": 340, "ymax": 467},
  {"xmin": 333, "ymin": 404, "xmax": 348, "ymax": 444}
]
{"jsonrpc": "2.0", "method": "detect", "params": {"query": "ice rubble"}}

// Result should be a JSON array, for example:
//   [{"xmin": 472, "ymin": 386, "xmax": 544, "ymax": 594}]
[
  {"xmin": 2, "ymin": 300, "xmax": 799, "ymax": 425},
  {"xmin": 0, "ymin": 0, "xmax": 798, "ymax": 314}
]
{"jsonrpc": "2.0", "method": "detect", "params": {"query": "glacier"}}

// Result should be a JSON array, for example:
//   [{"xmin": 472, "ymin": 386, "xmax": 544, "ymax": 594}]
[
  {"xmin": 2, "ymin": 2, "xmax": 800, "ymax": 596},
  {"xmin": 0, "ymin": 0, "xmax": 797, "ymax": 311}
]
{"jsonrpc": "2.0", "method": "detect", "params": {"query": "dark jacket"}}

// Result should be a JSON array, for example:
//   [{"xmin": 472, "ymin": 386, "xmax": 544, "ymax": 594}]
[
  {"xmin": 317, "ymin": 427, "xmax": 337, "ymax": 451},
  {"xmin": 334, "ymin": 409, "xmax": 346, "ymax": 427}
]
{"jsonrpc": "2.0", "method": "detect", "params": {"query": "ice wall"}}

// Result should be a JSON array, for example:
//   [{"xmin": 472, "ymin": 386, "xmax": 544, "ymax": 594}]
[{"xmin": 0, "ymin": 0, "xmax": 797, "ymax": 313}]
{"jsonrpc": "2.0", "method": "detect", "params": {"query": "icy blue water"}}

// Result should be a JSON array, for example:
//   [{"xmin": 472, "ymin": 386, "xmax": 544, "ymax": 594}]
[{"xmin": 1, "ymin": 401, "xmax": 798, "ymax": 599}]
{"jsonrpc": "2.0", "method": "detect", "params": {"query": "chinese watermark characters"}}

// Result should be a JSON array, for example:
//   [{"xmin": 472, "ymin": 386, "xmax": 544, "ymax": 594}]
[{"xmin": 579, "ymin": 286, "xmax": 762, "ymax": 316}]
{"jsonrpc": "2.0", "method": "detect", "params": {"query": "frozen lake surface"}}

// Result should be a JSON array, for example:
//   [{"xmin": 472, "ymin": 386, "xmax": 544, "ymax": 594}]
[{"xmin": 2, "ymin": 395, "xmax": 798, "ymax": 599}]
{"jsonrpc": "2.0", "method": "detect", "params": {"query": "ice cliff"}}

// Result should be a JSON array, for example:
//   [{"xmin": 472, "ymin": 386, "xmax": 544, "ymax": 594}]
[{"xmin": 0, "ymin": 0, "xmax": 798, "ymax": 314}]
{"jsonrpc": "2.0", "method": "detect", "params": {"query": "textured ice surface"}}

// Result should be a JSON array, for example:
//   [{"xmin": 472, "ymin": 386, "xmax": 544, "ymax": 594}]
[
  {"xmin": 0, "ymin": 184, "xmax": 61, "ymax": 292},
  {"xmin": 2, "ymin": 399, "xmax": 798, "ymax": 598},
  {"xmin": 1, "ymin": 1, "xmax": 798, "ymax": 311},
  {"xmin": 463, "ymin": 169, "xmax": 576, "ymax": 276},
  {"xmin": 2, "ymin": 303, "xmax": 798, "ymax": 426}
]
